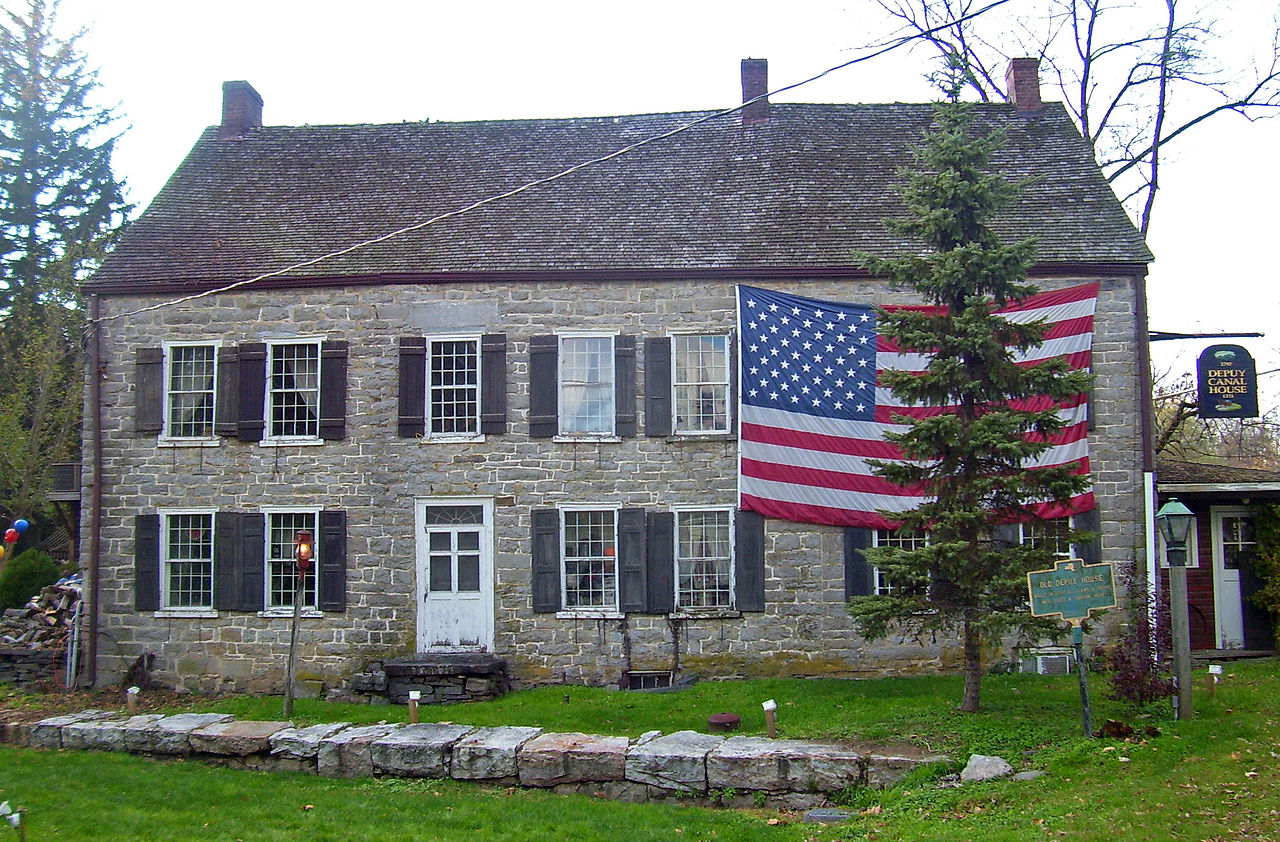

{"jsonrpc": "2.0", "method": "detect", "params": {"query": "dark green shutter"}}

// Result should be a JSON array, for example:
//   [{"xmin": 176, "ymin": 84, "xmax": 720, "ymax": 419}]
[
  {"xmin": 135, "ymin": 348, "xmax": 164, "ymax": 436},
  {"xmin": 237, "ymin": 343, "xmax": 266, "ymax": 442},
  {"xmin": 615, "ymin": 335, "xmax": 637, "ymax": 437},
  {"xmin": 528, "ymin": 336, "xmax": 558, "ymax": 438},
  {"xmin": 843, "ymin": 528, "xmax": 875, "ymax": 599},
  {"xmin": 319, "ymin": 341, "xmax": 348, "ymax": 440},
  {"xmin": 531, "ymin": 509, "xmax": 560, "ymax": 612},
  {"xmin": 238, "ymin": 513, "xmax": 265, "ymax": 611},
  {"xmin": 735, "ymin": 510, "xmax": 766, "ymax": 611},
  {"xmin": 214, "ymin": 511, "xmax": 241, "ymax": 610},
  {"xmin": 481, "ymin": 333, "xmax": 507, "ymax": 435},
  {"xmin": 644, "ymin": 337, "xmax": 672, "ymax": 437},
  {"xmin": 646, "ymin": 511, "xmax": 675, "ymax": 613},
  {"xmin": 1074, "ymin": 507, "xmax": 1102, "ymax": 564},
  {"xmin": 397, "ymin": 337, "xmax": 426, "ymax": 438},
  {"xmin": 618, "ymin": 507, "xmax": 648, "ymax": 612},
  {"xmin": 319, "ymin": 510, "xmax": 347, "ymax": 612},
  {"xmin": 214, "ymin": 345, "xmax": 239, "ymax": 437},
  {"xmin": 134, "ymin": 514, "xmax": 160, "ymax": 611}
]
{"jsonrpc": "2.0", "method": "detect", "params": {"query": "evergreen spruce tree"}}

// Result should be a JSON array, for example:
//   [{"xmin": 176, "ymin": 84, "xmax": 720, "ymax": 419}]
[
  {"xmin": 848, "ymin": 97, "xmax": 1093, "ymax": 713},
  {"xmin": 0, "ymin": 0, "xmax": 127, "ymax": 522}
]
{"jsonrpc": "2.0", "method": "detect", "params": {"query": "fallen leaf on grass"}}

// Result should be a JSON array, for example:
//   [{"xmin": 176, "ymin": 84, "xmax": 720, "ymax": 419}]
[
  {"xmin": 1246, "ymin": 771, "xmax": 1259, "ymax": 778},
  {"xmin": 302, "ymin": 805, "xmax": 314, "ymax": 811},
  {"xmin": 861, "ymin": 806, "xmax": 883, "ymax": 816}
]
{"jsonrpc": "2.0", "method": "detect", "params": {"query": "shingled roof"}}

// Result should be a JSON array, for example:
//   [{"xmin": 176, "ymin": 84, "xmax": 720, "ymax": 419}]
[
  {"xmin": 1157, "ymin": 458, "xmax": 1280, "ymax": 487},
  {"xmin": 87, "ymin": 96, "xmax": 1152, "ymax": 294}
]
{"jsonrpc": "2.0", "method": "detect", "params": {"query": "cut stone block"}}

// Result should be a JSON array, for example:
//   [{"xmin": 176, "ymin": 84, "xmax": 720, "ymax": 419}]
[
  {"xmin": 866, "ymin": 747, "xmax": 950, "ymax": 788},
  {"xmin": 451, "ymin": 726, "xmax": 542, "ymax": 780},
  {"xmin": 317, "ymin": 723, "xmax": 403, "ymax": 778},
  {"xmin": 625, "ymin": 730, "xmax": 724, "ymax": 793},
  {"xmin": 269, "ymin": 722, "xmax": 352, "ymax": 760},
  {"xmin": 29, "ymin": 710, "xmax": 116, "ymax": 750},
  {"xmin": 518, "ymin": 731, "xmax": 628, "ymax": 787},
  {"xmin": 707, "ymin": 736, "xmax": 866, "ymax": 793},
  {"xmin": 370, "ymin": 723, "xmax": 474, "ymax": 778},
  {"xmin": 124, "ymin": 713, "xmax": 236, "ymax": 755},
  {"xmin": 190, "ymin": 720, "xmax": 294, "ymax": 756},
  {"xmin": 62, "ymin": 714, "xmax": 163, "ymax": 752}
]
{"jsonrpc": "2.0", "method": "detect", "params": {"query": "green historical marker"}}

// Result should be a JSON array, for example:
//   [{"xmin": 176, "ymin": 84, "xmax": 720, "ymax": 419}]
[
  {"xmin": 1027, "ymin": 558, "xmax": 1117, "ymax": 738},
  {"xmin": 1028, "ymin": 559, "xmax": 1117, "ymax": 624}
]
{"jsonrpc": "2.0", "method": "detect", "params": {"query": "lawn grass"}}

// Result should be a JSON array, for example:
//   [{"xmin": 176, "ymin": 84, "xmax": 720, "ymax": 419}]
[{"xmin": 3, "ymin": 660, "xmax": 1279, "ymax": 840}]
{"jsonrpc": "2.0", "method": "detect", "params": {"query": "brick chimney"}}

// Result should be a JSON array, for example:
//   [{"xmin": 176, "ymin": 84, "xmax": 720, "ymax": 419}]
[
  {"xmin": 1005, "ymin": 58, "xmax": 1043, "ymax": 112},
  {"xmin": 220, "ymin": 80, "xmax": 263, "ymax": 139},
  {"xmin": 741, "ymin": 58, "xmax": 769, "ymax": 126}
]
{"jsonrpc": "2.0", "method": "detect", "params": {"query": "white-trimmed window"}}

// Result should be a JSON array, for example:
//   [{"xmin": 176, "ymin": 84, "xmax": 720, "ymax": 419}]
[
  {"xmin": 675, "ymin": 508, "xmax": 734, "ymax": 608},
  {"xmin": 164, "ymin": 342, "xmax": 218, "ymax": 439},
  {"xmin": 873, "ymin": 528, "xmax": 928, "ymax": 596},
  {"xmin": 268, "ymin": 341, "xmax": 321, "ymax": 439},
  {"xmin": 1157, "ymin": 517, "xmax": 1202, "ymax": 569},
  {"xmin": 427, "ymin": 337, "xmax": 480, "ymax": 438},
  {"xmin": 561, "ymin": 508, "xmax": 617, "ymax": 610},
  {"xmin": 266, "ymin": 510, "xmax": 318, "ymax": 609},
  {"xmin": 161, "ymin": 511, "xmax": 215, "ymax": 608},
  {"xmin": 672, "ymin": 334, "xmax": 730, "ymax": 434},
  {"xmin": 559, "ymin": 334, "xmax": 615, "ymax": 436},
  {"xmin": 1020, "ymin": 518, "xmax": 1074, "ymax": 558}
]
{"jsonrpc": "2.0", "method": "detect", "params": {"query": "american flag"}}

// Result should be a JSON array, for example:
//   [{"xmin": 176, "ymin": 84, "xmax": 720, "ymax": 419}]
[{"xmin": 737, "ymin": 283, "xmax": 1098, "ymax": 529}]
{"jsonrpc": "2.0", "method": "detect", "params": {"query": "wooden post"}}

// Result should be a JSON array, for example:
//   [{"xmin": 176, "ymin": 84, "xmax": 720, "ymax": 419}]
[
  {"xmin": 762, "ymin": 698, "xmax": 777, "ymax": 739},
  {"xmin": 1073, "ymin": 624, "xmax": 1093, "ymax": 737},
  {"xmin": 1169, "ymin": 564, "xmax": 1193, "ymax": 720},
  {"xmin": 408, "ymin": 690, "xmax": 421, "ymax": 723}
]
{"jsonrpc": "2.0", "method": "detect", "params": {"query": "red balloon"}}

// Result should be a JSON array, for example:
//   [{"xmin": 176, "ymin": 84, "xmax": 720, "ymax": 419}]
[{"xmin": 3, "ymin": 528, "xmax": 17, "ymax": 544}]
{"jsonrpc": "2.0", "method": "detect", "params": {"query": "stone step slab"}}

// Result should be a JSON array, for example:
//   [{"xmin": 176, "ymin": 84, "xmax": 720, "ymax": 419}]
[
  {"xmin": 317, "ymin": 723, "xmax": 403, "ymax": 778},
  {"xmin": 707, "ymin": 736, "xmax": 867, "ymax": 793},
  {"xmin": 370, "ymin": 723, "xmax": 474, "ymax": 778},
  {"xmin": 189, "ymin": 720, "xmax": 294, "ymax": 756},
  {"xmin": 269, "ymin": 721, "xmax": 352, "ymax": 760},
  {"xmin": 30, "ymin": 710, "xmax": 116, "ymax": 750},
  {"xmin": 451, "ymin": 726, "xmax": 543, "ymax": 780},
  {"xmin": 124, "ymin": 713, "xmax": 236, "ymax": 755},
  {"xmin": 61, "ymin": 714, "xmax": 164, "ymax": 752},
  {"xmin": 625, "ymin": 730, "xmax": 725, "ymax": 794},
  {"xmin": 867, "ymin": 747, "xmax": 951, "ymax": 788},
  {"xmin": 518, "ymin": 731, "xmax": 628, "ymax": 787}
]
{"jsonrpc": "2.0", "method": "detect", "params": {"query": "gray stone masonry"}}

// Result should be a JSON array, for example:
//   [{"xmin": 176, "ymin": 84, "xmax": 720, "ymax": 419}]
[
  {"xmin": 517, "ymin": 732, "xmax": 630, "ymax": 787},
  {"xmin": 317, "ymin": 723, "xmax": 403, "ymax": 778},
  {"xmin": 625, "ymin": 730, "xmax": 725, "ymax": 794},
  {"xmin": 7, "ymin": 711, "xmax": 950, "ymax": 805},
  {"xmin": 369, "ymin": 722, "xmax": 474, "ymax": 778},
  {"xmin": 89, "ymin": 275, "xmax": 1147, "ymax": 695}
]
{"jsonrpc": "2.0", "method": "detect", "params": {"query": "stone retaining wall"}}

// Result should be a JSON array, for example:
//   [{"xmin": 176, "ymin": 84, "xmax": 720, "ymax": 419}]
[
  {"xmin": 0, "ymin": 647, "xmax": 59, "ymax": 687},
  {"xmin": 1, "ymin": 710, "xmax": 948, "ymax": 808}
]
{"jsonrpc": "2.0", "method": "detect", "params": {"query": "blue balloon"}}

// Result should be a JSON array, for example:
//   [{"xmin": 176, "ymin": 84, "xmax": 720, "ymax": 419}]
[{"xmin": 13, "ymin": 519, "xmax": 29, "ymax": 533}]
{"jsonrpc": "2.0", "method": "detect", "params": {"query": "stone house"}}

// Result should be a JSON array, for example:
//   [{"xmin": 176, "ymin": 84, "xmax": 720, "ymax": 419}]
[{"xmin": 79, "ymin": 59, "xmax": 1153, "ymax": 694}]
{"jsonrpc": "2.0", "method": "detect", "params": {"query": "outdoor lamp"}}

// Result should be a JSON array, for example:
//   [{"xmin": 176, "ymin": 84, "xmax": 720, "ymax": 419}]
[
  {"xmin": 1155, "ymin": 499, "xmax": 1194, "ymax": 567},
  {"xmin": 294, "ymin": 530, "xmax": 314, "ymax": 573}
]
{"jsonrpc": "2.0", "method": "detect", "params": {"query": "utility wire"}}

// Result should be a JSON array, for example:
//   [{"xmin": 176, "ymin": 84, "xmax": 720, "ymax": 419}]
[{"xmin": 91, "ymin": 0, "xmax": 1014, "ymax": 327}]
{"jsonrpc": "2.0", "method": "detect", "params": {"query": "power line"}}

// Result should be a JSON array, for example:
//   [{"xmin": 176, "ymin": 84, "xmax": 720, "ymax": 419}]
[{"xmin": 90, "ymin": 0, "xmax": 1014, "ymax": 327}]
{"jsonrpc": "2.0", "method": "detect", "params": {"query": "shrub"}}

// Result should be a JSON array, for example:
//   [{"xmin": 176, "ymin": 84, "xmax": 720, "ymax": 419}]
[
  {"xmin": 0, "ymin": 549, "xmax": 63, "ymax": 610},
  {"xmin": 1104, "ymin": 565, "xmax": 1176, "ymax": 709}
]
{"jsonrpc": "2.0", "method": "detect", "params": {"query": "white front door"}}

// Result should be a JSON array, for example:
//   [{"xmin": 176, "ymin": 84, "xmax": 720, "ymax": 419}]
[
  {"xmin": 1212, "ymin": 508, "xmax": 1255, "ymax": 649},
  {"xmin": 415, "ymin": 498, "xmax": 493, "ymax": 651}
]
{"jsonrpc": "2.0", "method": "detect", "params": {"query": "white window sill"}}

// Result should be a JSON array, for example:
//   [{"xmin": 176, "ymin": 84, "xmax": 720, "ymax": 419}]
[
  {"xmin": 670, "ymin": 609, "xmax": 741, "ymax": 620},
  {"xmin": 421, "ymin": 434, "xmax": 485, "ymax": 444},
  {"xmin": 258, "ymin": 608, "xmax": 323, "ymax": 618},
  {"xmin": 157, "ymin": 437, "xmax": 222, "ymax": 449},
  {"xmin": 259, "ymin": 438, "xmax": 325, "ymax": 448},
  {"xmin": 154, "ymin": 608, "xmax": 218, "ymax": 619},
  {"xmin": 668, "ymin": 432, "xmax": 735, "ymax": 442},
  {"xmin": 556, "ymin": 610, "xmax": 624, "ymax": 620},
  {"xmin": 553, "ymin": 435, "xmax": 621, "ymax": 444}
]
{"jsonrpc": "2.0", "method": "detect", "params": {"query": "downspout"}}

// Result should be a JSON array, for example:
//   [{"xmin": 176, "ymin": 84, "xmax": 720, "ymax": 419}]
[
  {"xmin": 84, "ymin": 295, "xmax": 104, "ymax": 687},
  {"xmin": 1133, "ymin": 270, "xmax": 1160, "ymax": 620}
]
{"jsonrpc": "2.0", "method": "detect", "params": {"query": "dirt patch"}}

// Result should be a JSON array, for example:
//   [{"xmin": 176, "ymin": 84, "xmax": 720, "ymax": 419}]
[{"xmin": 0, "ymin": 683, "xmax": 191, "ymax": 725}]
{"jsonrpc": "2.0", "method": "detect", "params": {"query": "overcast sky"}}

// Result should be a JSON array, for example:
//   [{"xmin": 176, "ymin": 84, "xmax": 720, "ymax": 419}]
[{"xmin": 53, "ymin": 0, "xmax": 1280, "ymax": 408}]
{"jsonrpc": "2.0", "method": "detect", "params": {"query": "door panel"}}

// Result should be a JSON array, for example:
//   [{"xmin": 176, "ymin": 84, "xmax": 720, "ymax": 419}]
[{"xmin": 415, "ymin": 500, "xmax": 493, "ymax": 651}]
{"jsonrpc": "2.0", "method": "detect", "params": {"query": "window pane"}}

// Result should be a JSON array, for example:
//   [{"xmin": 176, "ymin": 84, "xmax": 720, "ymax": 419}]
[
  {"xmin": 873, "ymin": 529, "xmax": 927, "ymax": 596},
  {"xmin": 165, "ymin": 513, "xmax": 213, "ymax": 608},
  {"xmin": 425, "ymin": 505, "xmax": 484, "ymax": 525},
  {"xmin": 1222, "ymin": 516, "xmax": 1256, "ymax": 571},
  {"xmin": 560, "ymin": 337, "xmax": 613, "ymax": 434},
  {"xmin": 268, "ymin": 512, "xmax": 317, "ymax": 607},
  {"xmin": 677, "ymin": 510, "xmax": 732, "ymax": 608},
  {"xmin": 1023, "ymin": 519, "xmax": 1072, "ymax": 558},
  {"xmin": 429, "ymin": 339, "xmax": 479, "ymax": 435},
  {"xmin": 563, "ymin": 510, "xmax": 616, "ymax": 608},
  {"xmin": 269, "ymin": 343, "xmax": 320, "ymax": 438},
  {"xmin": 673, "ymin": 335, "xmax": 729, "ymax": 433},
  {"xmin": 167, "ymin": 345, "xmax": 216, "ymax": 438},
  {"xmin": 430, "ymin": 553, "xmax": 452, "ymax": 591},
  {"xmin": 458, "ymin": 554, "xmax": 481, "ymax": 591}
]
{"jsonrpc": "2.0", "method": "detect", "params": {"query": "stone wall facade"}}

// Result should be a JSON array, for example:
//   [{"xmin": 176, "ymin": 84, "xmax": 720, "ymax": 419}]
[{"xmin": 87, "ymin": 274, "xmax": 1147, "ymax": 693}]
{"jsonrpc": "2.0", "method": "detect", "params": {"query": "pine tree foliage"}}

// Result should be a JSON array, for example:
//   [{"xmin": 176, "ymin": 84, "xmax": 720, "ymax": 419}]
[
  {"xmin": 848, "ymin": 101, "xmax": 1094, "ymax": 712},
  {"xmin": 0, "ymin": 0, "xmax": 128, "ymax": 316}
]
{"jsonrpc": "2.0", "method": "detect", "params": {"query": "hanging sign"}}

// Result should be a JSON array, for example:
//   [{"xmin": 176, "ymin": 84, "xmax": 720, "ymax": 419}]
[{"xmin": 1197, "ymin": 344, "xmax": 1259, "ymax": 419}]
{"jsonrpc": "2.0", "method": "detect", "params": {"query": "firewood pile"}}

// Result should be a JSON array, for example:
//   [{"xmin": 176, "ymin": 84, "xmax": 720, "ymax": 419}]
[{"xmin": 0, "ymin": 581, "xmax": 81, "ymax": 649}]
